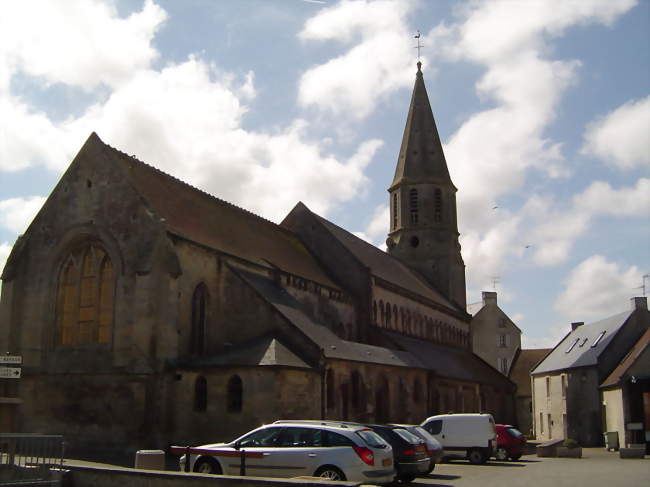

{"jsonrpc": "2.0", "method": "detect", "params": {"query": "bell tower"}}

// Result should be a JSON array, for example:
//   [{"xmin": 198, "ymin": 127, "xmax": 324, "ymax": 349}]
[{"xmin": 386, "ymin": 62, "xmax": 466, "ymax": 309}]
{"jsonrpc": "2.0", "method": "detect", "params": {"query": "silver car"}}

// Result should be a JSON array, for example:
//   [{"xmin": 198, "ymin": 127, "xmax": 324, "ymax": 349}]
[{"xmin": 179, "ymin": 421, "xmax": 395, "ymax": 483}]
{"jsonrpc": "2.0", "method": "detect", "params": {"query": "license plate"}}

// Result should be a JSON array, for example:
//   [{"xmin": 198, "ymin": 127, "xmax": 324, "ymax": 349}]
[{"xmin": 382, "ymin": 458, "xmax": 392, "ymax": 467}]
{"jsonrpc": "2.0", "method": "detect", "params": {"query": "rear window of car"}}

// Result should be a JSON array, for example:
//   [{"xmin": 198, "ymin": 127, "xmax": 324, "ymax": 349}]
[
  {"xmin": 393, "ymin": 428, "xmax": 422, "ymax": 444},
  {"xmin": 506, "ymin": 427, "xmax": 524, "ymax": 438},
  {"xmin": 356, "ymin": 429, "xmax": 388, "ymax": 449},
  {"xmin": 325, "ymin": 431, "xmax": 355, "ymax": 447},
  {"xmin": 423, "ymin": 420, "xmax": 442, "ymax": 435},
  {"xmin": 410, "ymin": 426, "xmax": 436, "ymax": 443}
]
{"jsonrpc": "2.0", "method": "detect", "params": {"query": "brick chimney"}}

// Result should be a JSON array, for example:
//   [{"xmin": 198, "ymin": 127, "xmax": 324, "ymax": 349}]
[
  {"xmin": 571, "ymin": 322, "xmax": 584, "ymax": 331},
  {"xmin": 482, "ymin": 291, "xmax": 497, "ymax": 307},
  {"xmin": 631, "ymin": 296, "xmax": 648, "ymax": 310}
]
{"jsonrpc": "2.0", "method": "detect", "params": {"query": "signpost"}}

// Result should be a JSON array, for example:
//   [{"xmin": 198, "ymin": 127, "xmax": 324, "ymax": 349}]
[
  {"xmin": 0, "ymin": 367, "xmax": 21, "ymax": 379},
  {"xmin": 0, "ymin": 355, "xmax": 22, "ymax": 379}
]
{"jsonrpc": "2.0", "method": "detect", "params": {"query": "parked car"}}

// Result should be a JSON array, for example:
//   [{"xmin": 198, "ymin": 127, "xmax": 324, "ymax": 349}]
[
  {"xmin": 359, "ymin": 424, "xmax": 431, "ymax": 483},
  {"xmin": 178, "ymin": 421, "xmax": 395, "ymax": 483},
  {"xmin": 421, "ymin": 413, "xmax": 496, "ymax": 464},
  {"xmin": 391, "ymin": 424, "xmax": 444, "ymax": 473},
  {"xmin": 494, "ymin": 424, "xmax": 526, "ymax": 461}
]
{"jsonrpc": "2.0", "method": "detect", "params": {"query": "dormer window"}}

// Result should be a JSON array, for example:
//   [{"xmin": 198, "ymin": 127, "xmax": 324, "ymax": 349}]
[
  {"xmin": 591, "ymin": 331, "xmax": 606, "ymax": 348},
  {"xmin": 565, "ymin": 338, "xmax": 579, "ymax": 353},
  {"xmin": 579, "ymin": 337, "xmax": 588, "ymax": 347}
]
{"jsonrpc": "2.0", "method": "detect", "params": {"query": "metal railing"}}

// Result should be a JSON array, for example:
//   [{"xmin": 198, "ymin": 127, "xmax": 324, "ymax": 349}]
[{"xmin": 0, "ymin": 434, "xmax": 64, "ymax": 486}]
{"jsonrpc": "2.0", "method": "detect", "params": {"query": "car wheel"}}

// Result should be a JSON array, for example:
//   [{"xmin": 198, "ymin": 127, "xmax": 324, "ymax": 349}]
[
  {"xmin": 468, "ymin": 448, "xmax": 487, "ymax": 465},
  {"xmin": 495, "ymin": 447, "xmax": 508, "ymax": 461},
  {"xmin": 510, "ymin": 454, "xmax": 522, "ymax": 461},
  {"xmin": 193, "ymin": 457, "xmax": 222, "ymax": 475},
  {"xmin": 315, "ymin": 466, "xmax": 346, "ymax": 481},
  {"xmin": 425, "ymin": 461, "xmax": 435, "ymax": 474},
  {"xmin": 398, "ymin": 474, "xmax": 416, "ymax": 483}
]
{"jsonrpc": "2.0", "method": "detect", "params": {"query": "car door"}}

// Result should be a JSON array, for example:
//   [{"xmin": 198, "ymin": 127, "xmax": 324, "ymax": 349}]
[
  {"xmin": 260, "ymin": 426, "xmax": 322, "ymax": 478},
  {"xmin": 225, "ymin": 426, "xmax": 283, "ymax": 476}
]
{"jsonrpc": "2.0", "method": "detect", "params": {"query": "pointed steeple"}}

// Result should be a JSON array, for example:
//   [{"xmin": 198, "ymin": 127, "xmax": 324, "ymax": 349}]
[
  {"xmin": 386, "ymin": 62, "xmax": 466, "ymax": 309},
  {"xmin": 390, "ymin": 62, "xmax": 455, "ymax": 191}
]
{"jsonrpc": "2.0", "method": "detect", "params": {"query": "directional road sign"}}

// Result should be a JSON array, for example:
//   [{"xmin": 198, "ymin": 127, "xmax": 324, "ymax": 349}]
[
  {"xmin": 0, "ymin": 355, "xmax": 22, "ymax": 365},
  {"xmin": 0, "ymin": 367, "xmax": 21, "ymax": 379}
]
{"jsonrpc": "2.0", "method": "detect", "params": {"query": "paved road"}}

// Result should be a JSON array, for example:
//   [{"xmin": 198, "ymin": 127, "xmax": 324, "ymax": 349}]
[{"xmin": 373, "ymin": 448, "xmax": 649, "ymax": 487}]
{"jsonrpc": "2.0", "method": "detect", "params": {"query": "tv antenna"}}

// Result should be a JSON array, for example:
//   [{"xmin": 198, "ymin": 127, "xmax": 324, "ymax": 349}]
[
  {"xmin": 490, "ymin": 276, "xmax": 500, "ymax": 291},
  {"xmin": 634, "ymin": 273, "xmax": 649, "ymax": 296}
]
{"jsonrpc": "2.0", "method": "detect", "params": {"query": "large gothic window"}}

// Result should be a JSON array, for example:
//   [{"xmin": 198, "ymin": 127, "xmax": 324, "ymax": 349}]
[
  {"xmin": 56, "ymin": 243, "xmax": 114, "ymax": 345},
  {"xmin": 191, "ymin": 284, "xmax": 209, "ymax": 355}
]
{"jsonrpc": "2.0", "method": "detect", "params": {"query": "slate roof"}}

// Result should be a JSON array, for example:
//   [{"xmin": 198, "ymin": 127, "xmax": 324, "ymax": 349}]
[
  {"xmin": 391, "ymin": 63, "xmax": 455, "ymax": 190},
  {"xmin": 509, "ymin": 349, "xmax": 551, "ymax": 396},
  {"xmin": 310, "ymin": 211, "xmax": 460, "ymax": 313},
  {"xmin": 383, "ymin": 331, "xmax": 513, "ymax": 388},
  {"xmin": 235, "ymin": 267, "xmax": 420, "ymax": 367},
  {"xmin": 93, "ymin": 134, "xmax": 339, "ymax": 289},
  {"xmin": 600, "ymin": 328, "xmax": 650, "ymax": 389},
  {"xmin": 466, "ymin": 300, "xmax": 483, "ymax": 316},
  {"xmin": 531, "ymin": 310, "xmax": 631, "ymax": 375},
  {"xmin": 177, "ymin": 335, "xmax": 311, "ymax": 369}
]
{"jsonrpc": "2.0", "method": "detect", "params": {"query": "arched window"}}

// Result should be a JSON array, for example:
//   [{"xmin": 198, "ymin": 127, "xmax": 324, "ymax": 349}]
[
  {"xmin": 351, "ymin": 370, "xmax": 363, "ymax": 412},
  {"xmin": 373, "ymin": 301, "xmax": 378, "ymax": 324},
  {"xmin": 227, "ymin": 375, "xmax": 243, "ymax": 413},
  {"xmin": 194, "ymin": 376, "xmax": 207, "ymax": 412},
  {"xmin": 191, "ymin": 284, "xmax": 209, "ymax": 355},
  {"xmin": 56, "ymin": 243, "xmax": 114, "ymax": 345},
  {"xmin": 379, "ymin": 300, "xmax": 385, "ymax": 325},
  {"xmin": 386, "ymin": 303, "xmax": 392, "ymax": 327},
  {"xmin": 393, "ymin": 305, "xmax": 398, "ymax": 330},
  {"xmin": 434, "ymin": 188, "xmax": 443, "ymax": 222},
  {"xmin": 413, "ymin": 378, "xmax": 422, "ymax": 404},
  {"xmin": 409, "ymin": 188, "xmax": 419, "ymax": 224},
  {"xmin": 375, "ymin": 375, "xmax": 390, "ymax": 423},
  {"xmin": 392, "ymin": 193, "xmax": 399, "ymax": 229}
]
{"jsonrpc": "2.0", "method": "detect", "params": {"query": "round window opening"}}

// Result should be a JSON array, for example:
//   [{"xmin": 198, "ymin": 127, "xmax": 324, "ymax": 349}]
[{"xmin": 410, "ymin": 236, "xmax": 420, "ymax": 248}]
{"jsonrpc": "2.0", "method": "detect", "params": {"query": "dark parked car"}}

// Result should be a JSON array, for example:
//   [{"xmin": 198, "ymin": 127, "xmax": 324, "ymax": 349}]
[
  {"xmin": 391, "ymin": 424, "xmax": 443, "ymax": 473},
  {"xmin": 360, "ymin": 424, "xmax": 430, "ymax": 483},
  {"xmin": 495, "ymin": 424, "xmax": 526, "ymax": 461}
]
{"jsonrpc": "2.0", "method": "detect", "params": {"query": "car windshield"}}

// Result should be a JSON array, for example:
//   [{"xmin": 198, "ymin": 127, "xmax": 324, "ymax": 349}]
[
  {"xmin": 393, "ymin": 428, "xmax": 422, "ymax": 444},
  {"xmin": 410, "ymin": 426, "xmax": 436, "ymax": 443},
  {"xmin": 356, "ymin": 429, "xmax": 388, "ymax": 449},
  {"xmin": 237, "ymin": 427, "xmax": 283, "ymax": 448},
  {"xmin": 506, "ymin": 427, "xmax": 524, "ymax": 438}
]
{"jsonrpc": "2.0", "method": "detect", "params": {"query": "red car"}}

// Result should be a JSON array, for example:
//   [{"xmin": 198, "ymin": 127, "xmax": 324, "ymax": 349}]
[{"xmin": 494, "ymin": 425, "xmax": 526, "ymax": 461}]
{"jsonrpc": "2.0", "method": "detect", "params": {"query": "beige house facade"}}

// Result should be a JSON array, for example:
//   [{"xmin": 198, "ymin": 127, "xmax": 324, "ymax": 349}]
[{"xmin": 531, "ymin": 297, "xmax": 649, "ymax": 446}]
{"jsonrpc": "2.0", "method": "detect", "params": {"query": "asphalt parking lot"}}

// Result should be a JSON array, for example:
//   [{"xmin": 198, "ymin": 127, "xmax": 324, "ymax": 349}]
[{"xmin": 367, "ymin": 448, "xmax": 649, "ymax": 487}]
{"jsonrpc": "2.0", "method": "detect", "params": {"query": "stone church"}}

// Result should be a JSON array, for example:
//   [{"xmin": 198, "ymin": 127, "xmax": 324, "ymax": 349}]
[{"xmin": 0, "ymin": 63, "xmax": 514, "ymax": 456}]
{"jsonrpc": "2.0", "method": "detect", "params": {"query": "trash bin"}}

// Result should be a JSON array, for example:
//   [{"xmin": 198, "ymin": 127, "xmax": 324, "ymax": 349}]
[
  {"xmin": 604, "ymin": 431, "xmax": 619, "ymax": 451},
  {"xmin": 135, "ymin": 449, "xmax": 165, "ymax": 470}
]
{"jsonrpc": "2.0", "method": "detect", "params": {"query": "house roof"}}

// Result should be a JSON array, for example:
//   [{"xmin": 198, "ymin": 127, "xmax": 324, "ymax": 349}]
[
  {"xmin": 466, "ymin": 300, "xmax": 483, "ymax": 316},
  {"xmin": 384, "ymin": 331, "xmax": 514, "ymax": 388},
  {"xmin": 600, "ymin": 328, "xmax": 650, "ymax": 389},
  {"xmin": 308, "ymin": 209, "xmax": 460, "ymax": 313},
  {"xmin": 509, "ymin": 349, "xmax": 552, "ymax": 396},
  {"xmin": 93, "ymin": 133, "xmax": 340, "ymax": 289},
  {"xmin": 531, "ymin": 310, "xmax": 631, "ymax": 375}
]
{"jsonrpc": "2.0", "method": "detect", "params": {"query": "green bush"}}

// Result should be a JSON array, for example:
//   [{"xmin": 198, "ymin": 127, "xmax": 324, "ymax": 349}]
[{"xmin": 563, "ymin": 438, "xmax": 579, "ymax": 449}]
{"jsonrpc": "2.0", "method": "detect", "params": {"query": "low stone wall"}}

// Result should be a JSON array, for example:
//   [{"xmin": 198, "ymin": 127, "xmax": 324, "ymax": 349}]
[{"xmin": 64, "ymin": 465, "xmax": 361, "ymax": 487}]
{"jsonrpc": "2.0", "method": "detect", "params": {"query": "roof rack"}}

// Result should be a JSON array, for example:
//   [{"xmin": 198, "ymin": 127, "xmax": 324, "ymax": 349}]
[{"xmin": 273, "ymin": 420, "xmax": 359, "ymax": 428}]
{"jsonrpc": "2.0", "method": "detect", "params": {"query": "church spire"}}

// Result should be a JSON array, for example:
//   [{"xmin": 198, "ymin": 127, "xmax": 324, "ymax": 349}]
[
  {"xmin": 386, "ymin": 62, "xmax": 466, "ymax": 309},
  {"xmin": 390, "ymin": 62, "xmax": 455, "ymax": 191}
]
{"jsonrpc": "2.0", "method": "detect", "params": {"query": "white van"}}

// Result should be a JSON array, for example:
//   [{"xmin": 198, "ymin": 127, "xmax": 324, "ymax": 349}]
[{"xmin": 420, "ymin": 413, "xmax": 496, "ymax": 464}]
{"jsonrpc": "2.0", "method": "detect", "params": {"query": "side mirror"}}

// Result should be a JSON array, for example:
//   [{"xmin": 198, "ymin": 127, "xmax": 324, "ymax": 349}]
[{"xmin": 233, "ymin": 441, "xmax": 241, "ymax": 450}]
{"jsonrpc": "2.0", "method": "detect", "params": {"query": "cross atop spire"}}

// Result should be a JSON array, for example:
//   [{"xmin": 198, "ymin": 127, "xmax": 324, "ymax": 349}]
[{"xmin": 414, "ymin": 30, "xmax": 423, "ymax": 61}]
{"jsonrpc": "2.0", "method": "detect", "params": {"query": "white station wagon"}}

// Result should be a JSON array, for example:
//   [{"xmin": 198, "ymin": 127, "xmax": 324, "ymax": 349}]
[{"xmin": 179, "ymin": 421, "xmax": 395, "ymax": 483}]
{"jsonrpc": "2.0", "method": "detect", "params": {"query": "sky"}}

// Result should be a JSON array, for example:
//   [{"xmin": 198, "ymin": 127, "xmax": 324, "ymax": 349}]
[{"xmin": 0, "ymin": 0, "xmax": 648, "ymax": 348}]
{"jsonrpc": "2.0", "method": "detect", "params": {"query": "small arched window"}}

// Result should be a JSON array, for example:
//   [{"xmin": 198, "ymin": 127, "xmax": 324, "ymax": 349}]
[
  {"xmin": 191, "ymin": 284, "xmax": 209, "ymax": 355},
  {"xmin": 434, "ymin": 188, "xmax": 443, "ymax": 222},
  {"xmin": 227, "ymin": 375, "xmax": 243, "ymax": 413},
  {"xmin": 409, "ymin": 188, "xmax": 419, "ymax": 224},
  {"xmin": 386, "ymin": 303, "xmax": 392, "ymax": 327},
  {"xmin": 326, "ymin": 369, "xmax": 335, "ymax": 411},
  {"xmin": 372, "ymin": 301, "xmax": 378, "ymax": 324},
  {"xmin": 351, "ymin": 370, "xmax": 363, "ymax": 411},
  {"xmin": 194, "ymin": 376, "xmax": 207, "ymax": 412},
  {"xmin": 56, "ymin": 243, "xmax": 114, "ymax": 345}
]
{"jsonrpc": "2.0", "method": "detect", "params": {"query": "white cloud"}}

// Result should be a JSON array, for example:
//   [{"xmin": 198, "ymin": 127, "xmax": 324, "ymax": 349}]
[
  {"xmin": 554, "ymin": 255, "xmax": 642, "ymax": 321},
  {"xmin": 0, "ymin": 196, "xmax": 46, "ymax": 234},
  {"xmin": 353, "ymin": 204, "xmax": 389, "ymax": 247},
  {"xmin": 522, "ymin": 324, "xmax": 568, "ymax": 349},
  {"xmin": 428, "ymin": 0, "xmax": 636, "ymax": 286},
  {"xmin": 581, "ymin": 95, "xmax": 650, "ymax": 170},
  {"xmin": 574, "ymin": 178, "xmax": 650, "ymax": 216},
  {"xmin": 0, "ymin": 243, "xmax": 11, "ymax": 279},
  {"xmin": 0, "ymin": 0, "xmax": 166, "ymax": 92},
  {"xmin": 298, "ymin": 0, "xmax": 415, "ymax": 119}
]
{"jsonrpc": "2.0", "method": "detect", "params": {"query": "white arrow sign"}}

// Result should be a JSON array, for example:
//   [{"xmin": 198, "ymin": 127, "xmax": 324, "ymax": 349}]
[
  {"xmin": 0, "ymin": 355, "xmax": 22, "ymax": 365},
  {"xmin": 0, "ymin": 367, "xmax": 21, "ymax": 379}
]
